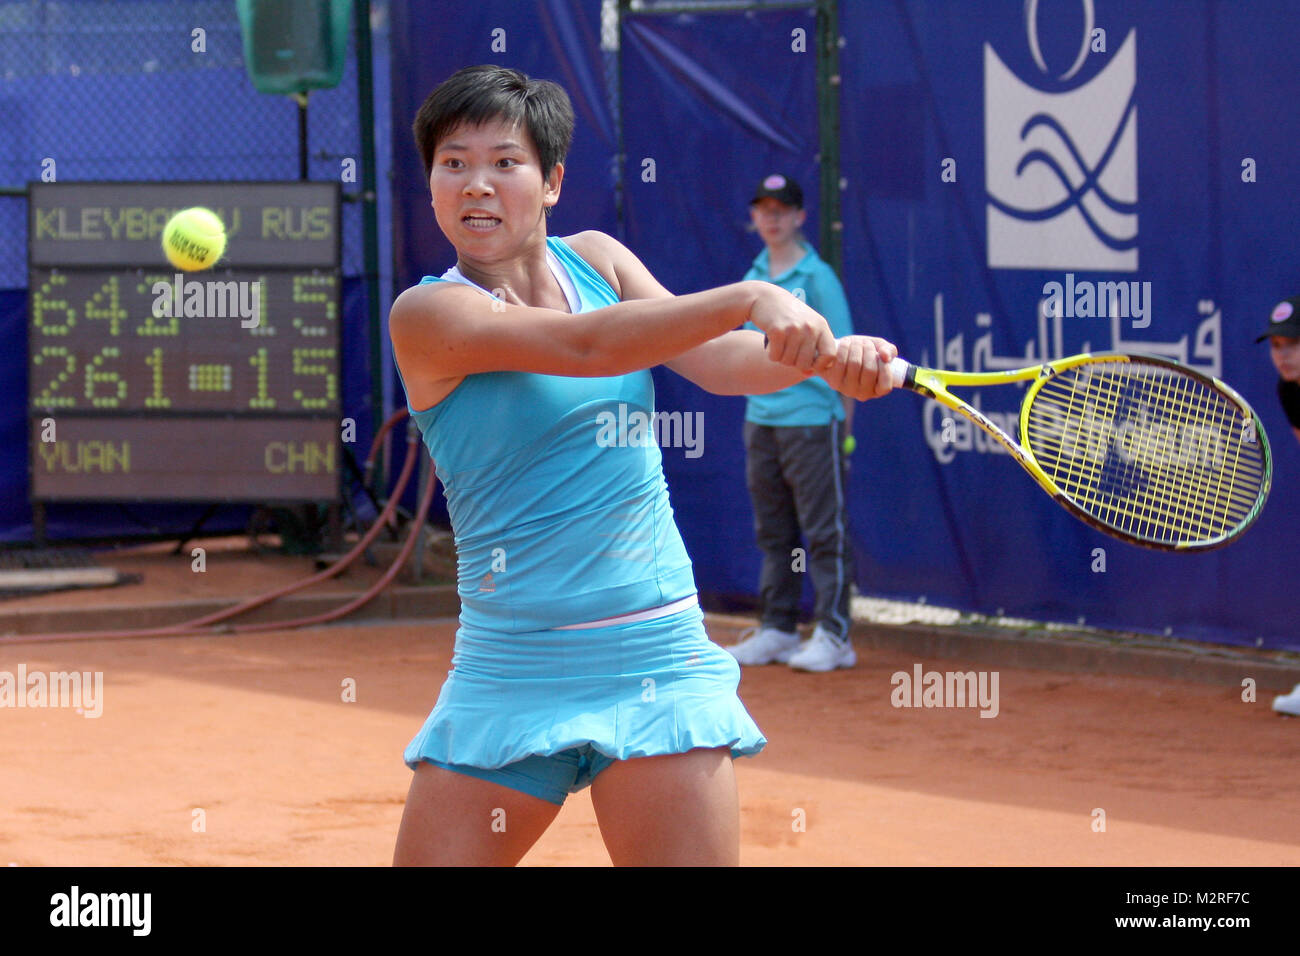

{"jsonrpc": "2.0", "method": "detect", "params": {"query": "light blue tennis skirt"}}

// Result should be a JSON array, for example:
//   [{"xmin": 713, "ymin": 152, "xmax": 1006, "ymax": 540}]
[{"xmin": 403, "ymin": 604, "xmax": 767, "ymax": 770}]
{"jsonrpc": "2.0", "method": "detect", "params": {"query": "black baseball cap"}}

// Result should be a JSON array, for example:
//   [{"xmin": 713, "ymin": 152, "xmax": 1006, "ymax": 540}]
[
  {"xmin": 750, "ymin": 173, "xmax": 803, "ymax": 208},
  {"xmin": 1256, "ymin": 295, "xmax": 1300, "ymax": 341}
]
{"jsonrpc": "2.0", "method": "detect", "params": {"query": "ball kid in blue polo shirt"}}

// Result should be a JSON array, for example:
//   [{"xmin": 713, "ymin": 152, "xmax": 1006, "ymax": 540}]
[{"xmin": 727, "ymin": 174, "xmax": 859, "ymax": 672}]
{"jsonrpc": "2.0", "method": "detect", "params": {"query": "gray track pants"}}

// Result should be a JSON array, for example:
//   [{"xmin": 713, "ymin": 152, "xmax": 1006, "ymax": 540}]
[{"xmin": 743, "ymin": 420, "xmax": 854, "ymax": 640}]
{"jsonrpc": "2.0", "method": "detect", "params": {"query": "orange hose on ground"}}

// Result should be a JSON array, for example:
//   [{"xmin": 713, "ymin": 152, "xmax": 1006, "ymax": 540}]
[
  {"xmin": 229, "ymin": 466, "xmax": 437, "ymax": 634},
  {"xmin": 2, "ymin": 416, "xmax": 436, "ymax": 646}
]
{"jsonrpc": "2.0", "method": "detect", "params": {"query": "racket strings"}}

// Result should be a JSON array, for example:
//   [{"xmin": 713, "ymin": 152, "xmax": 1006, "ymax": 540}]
[
  {"xmin": 1044, "ymin": 370, "xmax": 1262, "ymax": 538},
  {"xmin": 1023, "ymin": 361, "xmax": 1267, "ymax": 545},
  {"xmin": 1030, "ymin": 368, "xmax": 1263, "ymax": 539}
]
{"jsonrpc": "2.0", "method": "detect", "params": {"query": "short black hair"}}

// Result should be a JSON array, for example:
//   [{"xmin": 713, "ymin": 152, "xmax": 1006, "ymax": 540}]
[{"xmin": 413, "ymin": 65, "xmax": 574, "ymax": 184}]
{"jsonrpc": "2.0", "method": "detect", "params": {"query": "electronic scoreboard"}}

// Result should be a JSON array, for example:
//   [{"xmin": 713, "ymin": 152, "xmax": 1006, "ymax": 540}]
[{"xmin": 28, "ymin": 181, "xmax": 341, "ymax": 502}]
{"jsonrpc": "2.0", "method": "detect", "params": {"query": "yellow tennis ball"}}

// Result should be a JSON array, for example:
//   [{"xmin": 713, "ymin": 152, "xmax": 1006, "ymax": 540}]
[{"xmin": 161, "ymin": 207, "xmax": 227, "ymax": 271}]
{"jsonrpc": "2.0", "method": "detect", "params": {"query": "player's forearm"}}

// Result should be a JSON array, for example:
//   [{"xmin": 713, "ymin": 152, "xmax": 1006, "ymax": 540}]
[
  {"xmin": 684, "ymin": 332, "xmax": 882, "ymax": 397},
  {"xmin": 701, "ymin": 331, "xmax": 809, "ymax": 395},
  {"xmin": 576, "ymin": 282, "xmax": 762, "ymax": 375}
]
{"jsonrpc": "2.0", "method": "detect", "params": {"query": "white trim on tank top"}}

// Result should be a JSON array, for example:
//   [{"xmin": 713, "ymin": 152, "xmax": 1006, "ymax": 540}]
[{"xmin": 441, "ymin": 245, "xmax": 581, "ymax": 313}]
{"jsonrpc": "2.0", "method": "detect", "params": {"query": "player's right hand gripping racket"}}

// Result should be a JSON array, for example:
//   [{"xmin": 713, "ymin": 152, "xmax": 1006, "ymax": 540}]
[{"xmin": 886, "ymin": 352, "xmax": 1272, "ymax": 550}]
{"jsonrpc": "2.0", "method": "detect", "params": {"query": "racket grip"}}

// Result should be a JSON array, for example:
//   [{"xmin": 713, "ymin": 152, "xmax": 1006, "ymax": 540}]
[{"xmin": 887, "ymin": 357, "xmax": 910, "ymax": 388}]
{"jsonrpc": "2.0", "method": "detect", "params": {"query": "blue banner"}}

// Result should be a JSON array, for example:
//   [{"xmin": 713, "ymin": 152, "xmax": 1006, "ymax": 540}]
[{"xmin": 834, "ymin": 0, "xmax": 1299, "ymax": 648}]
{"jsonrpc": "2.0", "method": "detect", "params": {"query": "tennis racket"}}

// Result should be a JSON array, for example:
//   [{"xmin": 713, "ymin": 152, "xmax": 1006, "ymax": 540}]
[{"xmin": 884, "ymin": 352, "xmax": 1272, "ymax": 550}]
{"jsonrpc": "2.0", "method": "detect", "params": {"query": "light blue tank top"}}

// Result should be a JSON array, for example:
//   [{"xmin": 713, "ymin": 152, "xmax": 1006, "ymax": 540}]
[{"xmin": 402, "ymin": 236, "xmax": 698, "ymax": 632}]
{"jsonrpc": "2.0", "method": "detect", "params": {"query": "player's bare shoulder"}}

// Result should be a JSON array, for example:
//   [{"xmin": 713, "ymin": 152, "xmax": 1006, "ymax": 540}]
[
  {"xmin": 388, "ymin": 280, "xmax": 478, "ymax": 342},
  {"xmin": 561, "ymin": 229, "xmax": 621, "ymax": 260},
  {"xmin": 388, "ymin": 283, "xmax": 477, "ymax": 407},
  {"xmin": 562, "ymin": 230, "xmax": 670, "ymax": 301}
]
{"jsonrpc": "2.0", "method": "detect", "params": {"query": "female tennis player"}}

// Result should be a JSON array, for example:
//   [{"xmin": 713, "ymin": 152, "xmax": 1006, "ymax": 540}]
[{"xmin": 389, "ymin": 64, "xmax": 896, "ymax": 866}]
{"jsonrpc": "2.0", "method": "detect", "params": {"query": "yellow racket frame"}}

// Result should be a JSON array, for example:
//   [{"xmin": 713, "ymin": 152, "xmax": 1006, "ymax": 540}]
[{"xmin": 895, "ymin": 351, "xmax": 1272, "ymax": 551}]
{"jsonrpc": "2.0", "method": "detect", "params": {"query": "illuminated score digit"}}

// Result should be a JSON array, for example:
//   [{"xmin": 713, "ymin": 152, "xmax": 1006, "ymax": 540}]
[
  {"xmin": 249, "ymin": 347, "xmax": 276, "ymax": 409},
  {"xmin": 136, "ymin": 275, "xmax": 179, "ymax": 336},
  {"xmin": 291, "ymin": 347, "xmax": 338, "ymax": 410},
  {"xmin": 84, "ymin": 346, "xmax": 126, "ymax": 408},
  {"xmin": 33, "ymin": 271, "xmax": 76, "ymax": 336},
  {"xmin": 291, "ymin": 274, "xmax": 337, "ymax": 337},
  {"xmin": 85, "ymin": 275, "xmax": 127, "ymax": 335},
  {"xmin": 250, "ymin": 274, "xmax": 274, "ymax": 336},
  {"xmin": 33, "ymin": 346, "xmax": 77, "ymax": 408},
  {"xmin": 144, "ymin": 347, "xmax": 170, "ymax": 408}
]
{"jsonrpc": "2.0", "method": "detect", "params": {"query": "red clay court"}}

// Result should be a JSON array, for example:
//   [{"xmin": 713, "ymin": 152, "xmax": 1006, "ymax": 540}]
[{"xmin": 2, "ymin": 544, "xmax": 1296, "ymax": 866}]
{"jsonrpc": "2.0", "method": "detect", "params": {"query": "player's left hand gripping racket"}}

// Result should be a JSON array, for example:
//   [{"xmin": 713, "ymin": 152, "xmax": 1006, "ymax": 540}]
[{"xmin": 884, "ymin": 352, "xmax": 1272, "ymax": 550}]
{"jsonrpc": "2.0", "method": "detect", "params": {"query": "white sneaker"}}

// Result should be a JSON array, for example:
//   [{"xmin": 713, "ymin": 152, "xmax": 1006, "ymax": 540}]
[
  {"xmin": 727, "ymin": 626, "xmax": 801, "ymax": 665},
  {"xmin": 1272, "ymin": 683, "xmax": 1300, "ymax": 716},
  {"xmin": 788, "ymin": 625, "xmax": 856, "ymax": 672}
]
